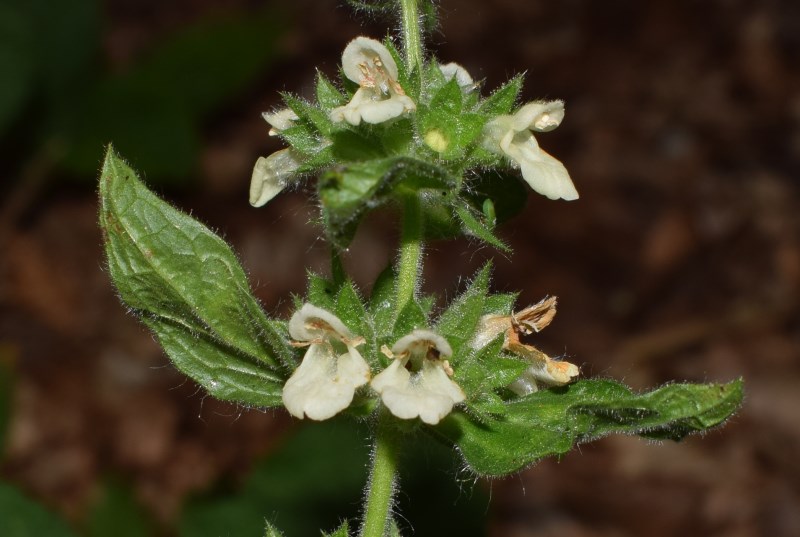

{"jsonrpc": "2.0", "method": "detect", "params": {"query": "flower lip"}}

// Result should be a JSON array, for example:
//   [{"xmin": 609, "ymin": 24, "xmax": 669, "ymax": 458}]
[
  {"xmin": 249, "ymin": 148, "xmax": 302, "ymax": 208},
  {"xmin": 331, "ymin": 36, "xmax": 415, "ymax": 126},
  {"xmin": 262, "ymin": 108, "xmax": 299, "ymax": 136},
  {"xmin": 282, "ymin": 304, "xmax": 369, "ymax": 421},
  {"xmin": 483, "ymin": 100, "xmax": 578, "ymax": 201},
  {"xmin": 391, "ymin": 329, "xmax": 452, "ymax": 359},
  {"xmin": 341, "ymin": 36, "xmax": 399, "ymax": 85},
  {"xmin": 439, "ymin": 62, "xmax": 475, "ymax": 91},
  {"xmin": 289, "ymin": 303, "xmax": 354, "ymax": 343},
  {"xmin": 511, "ymin": 101, "xmax": 565, "ymax": 132},
  {"xmin": 370, "ymin": 329, "xmax": 464, "ymax": 425}
]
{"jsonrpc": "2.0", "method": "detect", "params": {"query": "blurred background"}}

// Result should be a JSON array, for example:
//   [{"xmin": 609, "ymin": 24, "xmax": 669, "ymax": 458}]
[{"xmin": 1, "ymin": 0, "xmax": 798, "ymax": 535}]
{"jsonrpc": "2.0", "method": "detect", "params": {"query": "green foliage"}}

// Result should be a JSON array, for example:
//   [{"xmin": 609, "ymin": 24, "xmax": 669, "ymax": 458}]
[
  {"xmin": 99, "ymin": 148, "xmax": 291, "ymax": 407},
  {"xmin": 434, "ymin": 378, "xmax": 745, "ymax": 477},
  {"xmin": 323, "ymin": 521, "xmax": 351, "ymax": 537},
  {"xmin": 180, "ymin": 419, "xmax": 370, "ymax": 537},
  {"xmin": 0, "ymin": 349, "xmax": 13, "ymax": 457},
  {"xmin": 478, "ymin": 74, "xmax": 524, "ymax": 116},
  {"xmin": 264, "ymin": 521, "xmax": 285, "ymax": 537},
  {"xmin": 4, "ymin": 2, "xmax": 283, "ymax": 187},
  {"xmin": 0, "ymin": 482, "xmax": 78, "ymax": 537},
  {"xmin": 318, "ymin": 157, "xmax": 457, "ymax": 248},
  {"xmin": 87, "ymin": 480, "xmax": 153, "ymax": 537}
]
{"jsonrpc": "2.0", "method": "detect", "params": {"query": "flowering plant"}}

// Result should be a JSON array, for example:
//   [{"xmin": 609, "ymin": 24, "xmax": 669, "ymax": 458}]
[{"xmin": 98, "ymin": 1, "xmax": 742, "ymax": 535}]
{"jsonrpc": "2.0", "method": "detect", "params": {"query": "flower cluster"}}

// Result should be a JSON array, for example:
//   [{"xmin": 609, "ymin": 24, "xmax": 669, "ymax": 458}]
[
  {"xmin": 249, "ymin": 35, "xmax": 580, "ymax": 212},
  {"xmin": 282, "ymin": 299, "xmax": 578, "ymax": 425},
  {"xmin": 283, "ymin": 305, "xmax": 465, "ymax": 425}
]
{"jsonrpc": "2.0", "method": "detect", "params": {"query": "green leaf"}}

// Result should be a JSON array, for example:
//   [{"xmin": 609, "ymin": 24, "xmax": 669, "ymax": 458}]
[
  {"xmin": 434, "ymin": 378, "xmax": 745, "ymax": 477},
  {"xmin": 142, "ymin": 318, "xmax": 284, "ymax": 407},
  {"xmin": 454, "ymin": 337, "xmax": 527, "ymax": 399},
  {"xmin": 319, "ymin": 157, "xmax": 457, "ymax": 248},
  {"xmin": 306, "ymin": 273, "xmax": 339, "ymax": 312},
  {"xmin": 435, "ymin": 264, "xmax": 491, "ymax": 357},
  {"xmin": 478, "ymin": 74, "xmax": 524, "ymax": 116},
  {"xmin": 392, "ymin": 300, "xmax": 429, "ymax": 341},
  {"xmin": 368, "ymin": 264, "xmax": 396, "ymax": 334},
  {"xmin": 264, "ymin": 521, "xmax": 285, "ymax": 537},
  {"xmin": 0, "ymin": 481, "xmax": 78, "ymax": 537},
  {"xmin": 322, "ymin": 521, "xmax": 350, "ymax": 537},
  {"xmin": 282, "ymin": 93, "xmax": 335, "ymax": 137},
  {"xmin": 335, "ymin": 281, "xmax": 370, "ymax": 340},
  {"xmin": 465, "ymin": 170, "xmax": 529, "ymax": 224},
  {"xmin": 315, "ymin": 71, "xmax": 346, "ymax": 111},
  {"xmin": 99, "ymin": 148, "xmax": 291, "ymax": 406},
  {"xmin": 454, "ymin": 202, "xmax": 510, "ymax": 252}
]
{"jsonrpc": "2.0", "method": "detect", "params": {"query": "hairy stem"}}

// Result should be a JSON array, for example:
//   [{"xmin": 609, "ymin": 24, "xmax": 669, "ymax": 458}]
[
  {"xmin": 361, "ymin": 412, "xmax": 398, "ymax": 537},
  {"xmin": 399, "ymin": 0, "xmax": 423, "ymax": 74},
  {"xmin": 395, "ymin": 194, "xmax": 423, "ymax": 317}
]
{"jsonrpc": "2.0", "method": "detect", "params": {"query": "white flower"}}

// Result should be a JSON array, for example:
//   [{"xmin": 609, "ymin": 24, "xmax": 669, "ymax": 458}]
[
  {"xmin": 370, "ymin": 330, "xmax": 465, "ymax": 425},
  {"xmin": 249, "ymin": 148, "xmax": 302, "ymax": 207},
  {"xmin": 330, "ymin": 37, "xmax": 416, "ymax": 126},
  {"xmin": 471, "ymin": 296, "xmax": 579, "ymax": 396},
  {"xmin": 282, "ymin": 304, "xmax": 370, "ymax": 420},
  {"xmin": 483, "ymin": 100, "xmax": 579, "ymax": 201},
  {"xmin": 439, "ymin": 62, "xmax": 475, "ymax": 92},
  {"xmin": 262, "ymin": 108, "xmax": 299, "ymax": 136}
]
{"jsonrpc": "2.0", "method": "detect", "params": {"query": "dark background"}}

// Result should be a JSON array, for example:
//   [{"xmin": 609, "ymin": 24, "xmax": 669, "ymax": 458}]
[{"xmin": 1, "ymin": 0, "xmax": 798, "ymax": 535}]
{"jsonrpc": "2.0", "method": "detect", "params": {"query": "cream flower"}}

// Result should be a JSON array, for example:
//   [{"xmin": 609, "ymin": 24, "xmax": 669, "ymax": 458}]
[
  {"xmin": 262, "ymin": 108, "xmax": 299, "ymax": 136},
  {"xmin": 471, "ymin": 296, "xmax": 579, "ymax": 396},
  {"xmin": 249, "ymin": 148, "xmax": 302, "ymax": 207},
  {"xmin": 370, "ymin": 330, "xmax": 465, "ymax": 425},
  {"xmin": 330, "ymin": 37, "xmax": 416, "ymax": 126},
  {"xmin": 439, "ymin": 62, "xmax": 475, "ymax": 92},
  {"xmin": 483, "ymin": 100, "xmax": 579, "ymax": 201},
  {"xmin": 282, "ymin": 304, "xmax": 370, "ymax": 420}
]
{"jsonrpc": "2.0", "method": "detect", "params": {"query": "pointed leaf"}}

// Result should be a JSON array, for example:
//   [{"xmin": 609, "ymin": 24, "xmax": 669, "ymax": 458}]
[
  {"xmin": 454, "ymin": 202, "xmax": 510, "ymax": 252},
  {"xmin": 478, "ymin": 74, "xmax": 524, "ymax": 116},
  {"xmin": 264, "ymin": 521, "xmax": 285, "ymax": 537},
  {"xmin": 435, "ymin": 264, "xmax": 491, "ymax": 356},
  {"xmin": 322, "ymin": 521, "xmax": 350, "ymax": 537},
  {"xmin": 99, "ymin": 148, "xmax": 291, "ymax": 405},
  {"xmin": 434, "ymin": 378, "xmax": 744, "ymax": 477},
  {"xmin": 315, "ymin": 71, "xmax": 346, "ymax": 111}
]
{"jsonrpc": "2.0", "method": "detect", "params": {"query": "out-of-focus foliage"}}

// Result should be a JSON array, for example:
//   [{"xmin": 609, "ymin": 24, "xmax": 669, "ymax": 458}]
[
  {"xmin": 86, "ymin": 480, "xmax": 153, "ymax": 537},
  {"xmin": 1, "ymin": 0, "xmax": 283, "ymax": 186},
  {"xmin": 180, "ymin": 418, "xmax": 488, "ymax": 537},
  {"xmin": 0, "ymin": 482, "xmax": 78, "ymax": 537}
]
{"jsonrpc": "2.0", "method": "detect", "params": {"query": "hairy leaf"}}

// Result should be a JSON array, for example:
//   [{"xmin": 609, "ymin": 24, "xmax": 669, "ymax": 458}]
[
  {"xmin": 435, "ymin": 378, "xmax": 744, "ymax": 476},
  {"xmin": 100, "ymin": 147, "xmax": 290, "ymax": 406}
]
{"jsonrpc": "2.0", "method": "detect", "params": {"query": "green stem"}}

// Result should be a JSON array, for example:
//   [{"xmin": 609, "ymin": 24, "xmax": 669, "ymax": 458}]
[
  {"xmin": 361, "ymin": 412, "xmax": 398, "ymax": 537},
  {"xmin": 395, "ymin": 195, "xmax": 423, "ymax": 317},
  {"xmin": 399, "ymin": 0, "xmax": 423, "ymax": 74}
]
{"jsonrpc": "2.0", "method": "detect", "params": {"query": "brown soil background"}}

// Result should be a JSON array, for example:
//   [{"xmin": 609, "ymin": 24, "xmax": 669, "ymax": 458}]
[{"xmin": 1, "ymin": 0, "xmax": 798, "ymax": 535}]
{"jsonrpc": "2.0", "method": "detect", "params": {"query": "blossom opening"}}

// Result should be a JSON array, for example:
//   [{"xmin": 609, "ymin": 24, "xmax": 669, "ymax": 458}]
[{"xmin": 282, "ymin": 304, "xmax": 370, "ymax": 420}]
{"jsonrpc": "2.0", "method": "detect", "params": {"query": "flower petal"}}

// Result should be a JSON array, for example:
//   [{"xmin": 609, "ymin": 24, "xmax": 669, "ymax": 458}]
[
  {"xmin": 262, "ymin": 108, "xmax": 299, "ymax": 135},
  {"xmin": 519, "ymin": 148, "xmax": 579, "ymax": 201},
  {"xmin": 249, "ymin": 149, "xmax": 302, "ymax": 207},
  {"xmin": 288, "ymin": 303, "xmax": 353, "ymax": 342},
  {"xmin": 391, "ymin": 329, "xmax": 452, "ymax": 357},
  {"xmin": 341, "ymin": 36, "xmax": 399, "ymax": 84},
  {"xmin": 439, "ymin": 62, "xmax": 474, "ymax": 90},
  {"xmin": 373, "ymin": 360, "xmax": 465, "ymax": 425},
  {"xmin": 511, "ymin": 101, "xmax": 565, "ymax": 133},
  {"xmin": 282, "ymin": 343, "xmax": 369, "ymax": 420}
]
